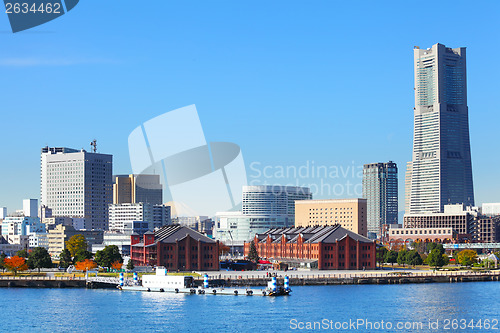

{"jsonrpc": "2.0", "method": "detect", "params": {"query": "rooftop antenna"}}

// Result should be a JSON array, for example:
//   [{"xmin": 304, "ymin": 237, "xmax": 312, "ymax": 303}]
[{"xmin": 90, "ymin": 139, "xmax": 97, "ymax": 153}]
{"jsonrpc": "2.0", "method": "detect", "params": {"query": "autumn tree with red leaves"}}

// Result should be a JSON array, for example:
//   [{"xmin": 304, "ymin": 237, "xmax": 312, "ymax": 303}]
[
  {"xmin": 75, "ymin": 259, "xmax": 97, "ymax": 272},
  {"xmin": 4, "ymin": 256, "xmax": 28, "ymax": 276}
]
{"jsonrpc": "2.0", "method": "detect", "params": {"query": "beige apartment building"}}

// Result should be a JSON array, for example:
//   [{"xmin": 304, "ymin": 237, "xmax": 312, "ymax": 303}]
[
  {"xmin": 295, "ymin": 199, "xmax": 367, "ymax": 236},
  {"xmin": 47, "ymin": 224, "xmax": 103, "ymax": 257}
]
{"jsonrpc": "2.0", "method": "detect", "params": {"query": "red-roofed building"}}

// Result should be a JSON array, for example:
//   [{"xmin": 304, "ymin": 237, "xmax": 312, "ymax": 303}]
[
  {"xmin": 131, "ymin": 225, "xmax": 219, "ymax": 271},
  {"xmin": 244, "ymin": 225, "xmax": 376, "ymax": 270}
]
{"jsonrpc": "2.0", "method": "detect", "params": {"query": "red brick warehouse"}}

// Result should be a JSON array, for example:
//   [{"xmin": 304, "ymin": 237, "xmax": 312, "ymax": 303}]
[
  {"xmin": 245, "ymin": 225, "xmax": 376, "ymax": 270},
  {"xmin": 131, "ymin": 225, "xmax": 219, "ymax": 271}
]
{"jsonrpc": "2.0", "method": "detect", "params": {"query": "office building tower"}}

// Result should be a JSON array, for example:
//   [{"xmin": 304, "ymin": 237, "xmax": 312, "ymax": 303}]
[
  {"xmin": 362, "ymin": 162, "xmax": 398, "ymax": 238},
  {"xmin": 0, "ymin": 207, "xmax": 6, "ymax": 220},
  {"xmin": 406, "ymin": 43, "xmax": 474, "ymax": 214},
  {"xmin": 40, "ymin": 146, "xmax": 112, "ymax": 230},
  {"xmin": 113, "ymin": 174, "xmax": 163, "ymax": 205}
]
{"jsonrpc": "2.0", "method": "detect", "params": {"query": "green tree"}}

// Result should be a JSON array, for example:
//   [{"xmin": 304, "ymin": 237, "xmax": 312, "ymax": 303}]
[
  {"xmin": 457, "ymin": 249, "xmax": 477, "ymax": 267},
  {"xmin": 27, "ymin": 247, "xmax": 53, "ymax": 273},
  {"xmin": 426, "ymin": 249, "xmax": 448, "ymax": 269},
  {"xmin": 126, "ymin": 259, "xmax": 135, "ymax": 271},
  {"xmin": 73, "ymin": 249, "xmax": 93, "ymax": 263},
  {"xmin": 65, "ymin": 234, "xmax": 88, "ymax": 257},
  {"xmin": 427, "ymin": 242, "xmax": 444, "ymax": 255},
  {"xmin": 0, "ymin": 253, "xmax": 6, "ymax": 272},
  {"xmin": 94, "ymin": 245, "xmax": 123, "ymax": 268},
  {"xmin": 397, "ymin": 249, "xmax": 407, "ymax": 267},
  {"xmin": 247, "ymin": 240, "xmax": 260, "ymax": 264},
  {"xmin": 16, "ymin": 249, "xmax": 29, "ymax": 258},
  {"xmin": 384, "ymin": 250, "xmax": 398, "ymax": 267},
  {"xmin": 376, "ymin": 247, "xmax": 388, "ymax": 268},
  {"xmin": 405, "ymin": 250, "xmax": 423, "ymax": 267},
  {"xmin": 59, "ymin": 249, "xmax": 73, "ymax": 268}
]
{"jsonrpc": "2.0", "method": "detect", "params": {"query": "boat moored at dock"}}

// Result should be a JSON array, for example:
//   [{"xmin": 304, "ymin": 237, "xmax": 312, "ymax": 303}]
[{"xmin": 118, "ymin": 267, "xmax": 291, "ymax": 296}]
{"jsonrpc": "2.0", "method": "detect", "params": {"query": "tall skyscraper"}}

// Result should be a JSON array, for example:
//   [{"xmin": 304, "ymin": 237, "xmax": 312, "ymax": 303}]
[
  {"xmin": 40, "ymin": 147, "xmax": 113, "ymax": 230},
  {"xmin": 363, "ymin": 162, "xmax": 398, "ymax": 237},
  {"xmin": 405, "ymin": 43, "xmax": 474, "ymax": 214},
  {"xmin": 113, "ymin": 174, "xmax": 163, "ymax": 205}
]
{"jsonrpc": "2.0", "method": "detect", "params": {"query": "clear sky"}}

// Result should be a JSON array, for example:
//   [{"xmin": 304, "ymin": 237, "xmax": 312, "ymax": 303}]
[{"xmin": 1, "ymin": 1, "xmax": 499, "ymax": 213}]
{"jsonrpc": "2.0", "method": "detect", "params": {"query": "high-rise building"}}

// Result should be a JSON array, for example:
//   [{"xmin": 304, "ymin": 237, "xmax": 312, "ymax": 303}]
[
  {"xmin": 295, "ymin": 199, "xmax": 367, "ymax": 236},
  {"xmin": 214, "ymin": 185, "xmax": 312, "ymax": 244},
  {"xmin": 406, "ymin": 43, "xmax": 474, "ymax": 214},
  {"xmin": 40, "ymin": 146, "xmax": 113, "ymax": 230},
  {"xmin": 113, "ymin": 174, "xmax": 163, "ymax": 205},
  {"xmin": 362, "ymin": 162, "xmax": 398, "ymax": 238}
]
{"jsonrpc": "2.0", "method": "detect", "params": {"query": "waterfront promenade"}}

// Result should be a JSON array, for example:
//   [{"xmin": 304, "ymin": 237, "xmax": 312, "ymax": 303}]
[{"xmin": 1, "ymin": 269, "xmax": 499, "ymax": 288}]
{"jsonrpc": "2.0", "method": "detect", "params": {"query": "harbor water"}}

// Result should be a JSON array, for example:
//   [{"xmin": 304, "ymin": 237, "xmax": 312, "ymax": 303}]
[{"xmin": 1, "ymin": 281, "xmax": 499, "ymax": 332}]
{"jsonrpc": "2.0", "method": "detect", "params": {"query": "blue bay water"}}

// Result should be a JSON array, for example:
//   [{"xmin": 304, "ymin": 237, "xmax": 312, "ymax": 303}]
[{"xmin": 1, "ymin": 282, "xmax": 499, "ymax": 332}]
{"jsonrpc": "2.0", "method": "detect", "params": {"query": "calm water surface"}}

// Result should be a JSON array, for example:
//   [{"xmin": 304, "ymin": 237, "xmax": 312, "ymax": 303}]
[{"xmin": 1, "ymin": 282, "xmax": 499, "ymax": 332}]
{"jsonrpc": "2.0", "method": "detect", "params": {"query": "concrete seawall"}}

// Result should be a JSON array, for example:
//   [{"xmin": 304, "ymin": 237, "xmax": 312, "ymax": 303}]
[
  {"xmin": 1, "ymin": 272, "xmax": 499, "ymax": 289},
  {"xmin": 204, "ymin": 272, "xmax": 500, "ymax": 287},
  {"xmin": 0, "ymin": 277, "xmax": 86, "ymax": 288}
]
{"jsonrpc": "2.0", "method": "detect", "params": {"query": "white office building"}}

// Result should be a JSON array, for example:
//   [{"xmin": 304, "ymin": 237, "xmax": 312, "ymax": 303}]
[
  {"xmin": 23, "ymin": 199, "xmax": 38, "ymax": 218},
  {"xmin": 108, "ymin": 203, "xmax": 171, "ymax": 234},
  {"xmin": 40, "ymin": 146, "xmax": 112, "ymax": 230}
]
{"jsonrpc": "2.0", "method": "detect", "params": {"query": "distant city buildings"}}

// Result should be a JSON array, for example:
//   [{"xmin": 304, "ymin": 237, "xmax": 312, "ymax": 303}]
[
  {"xmin": 108, "ymin": 202, "xmax": 171, "ymax": 234},
  {"xmin": 406, "ymin": 43, "xmax": 474, "ymax": 214},
  {"xmin": 362, "ymin": 162, "xmax": 398, "ymax": 238},
  {"xmin": 214, "ymin": 185, "xmax": 312, "ymax": 245},
  {"xmin": 295, "ymin": 199, "xmax": 367, "ymax": 237},
  {"xmin": 40, "ymin": 146, "xmax": 112, "ymax": 230},
  {"xmin": 174, "ymin": 216, "xmax": 214, "ymax": 236},
  {"xmin": 402, "ymin": 204, "xmax": 499, "ymax": 243},
  {"xmin": 113, "ymin": 174, "xmax": 162, "ymax": 205},
  {"xmin": 0, "ymin": 207, "xmax": 6, "ymax": 220}
]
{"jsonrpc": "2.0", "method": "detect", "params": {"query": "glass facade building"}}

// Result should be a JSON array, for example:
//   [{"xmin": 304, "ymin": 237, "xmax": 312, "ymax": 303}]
[
  {"xmin": 406, "ymin": 43, "xmax": 474, "ymax": 214},
  {"xmin": 362, "ymin": 162, "xmax": 398, "ymax": 238}
]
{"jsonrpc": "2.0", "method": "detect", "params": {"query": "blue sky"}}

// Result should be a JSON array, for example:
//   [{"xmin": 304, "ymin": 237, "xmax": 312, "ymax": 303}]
[{"xmin": 1, "ymin": 1, "xmax": 499, "ymax": 213}]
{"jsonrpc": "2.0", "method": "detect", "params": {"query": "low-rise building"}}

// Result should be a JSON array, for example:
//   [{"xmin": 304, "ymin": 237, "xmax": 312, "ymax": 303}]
[
  {"xmin": 403, "ymin": 204, "xmax": 500, "ymax": 243},
  {"xmin": 387, "ymin": 224, "xmax": 455, "ymax": 243},
  {"xmin": 245, "ymin": 225, "xmax": 376, "ymax": 270},
  {"xmin": 130, "ymin": 225, "xmax": 219, "ymax": 271},
  {"xmin": 47, "ymin": 224, "xmax": 103, "ymax": 257},
  {"xmin": 91, "ymin": 231, "xmax": 132, "ymax": 256}
]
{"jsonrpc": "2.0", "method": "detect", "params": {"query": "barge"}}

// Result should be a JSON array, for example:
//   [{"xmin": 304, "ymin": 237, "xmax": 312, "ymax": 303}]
[{"xmin": 119, "ymin": 267, "xmax": 290, "ymax": 296}]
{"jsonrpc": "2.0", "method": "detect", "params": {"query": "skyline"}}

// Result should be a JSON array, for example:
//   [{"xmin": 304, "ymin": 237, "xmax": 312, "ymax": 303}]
[{"xmin": 1, "ymin": 1, "xmax": 500, "ymax": 213}]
